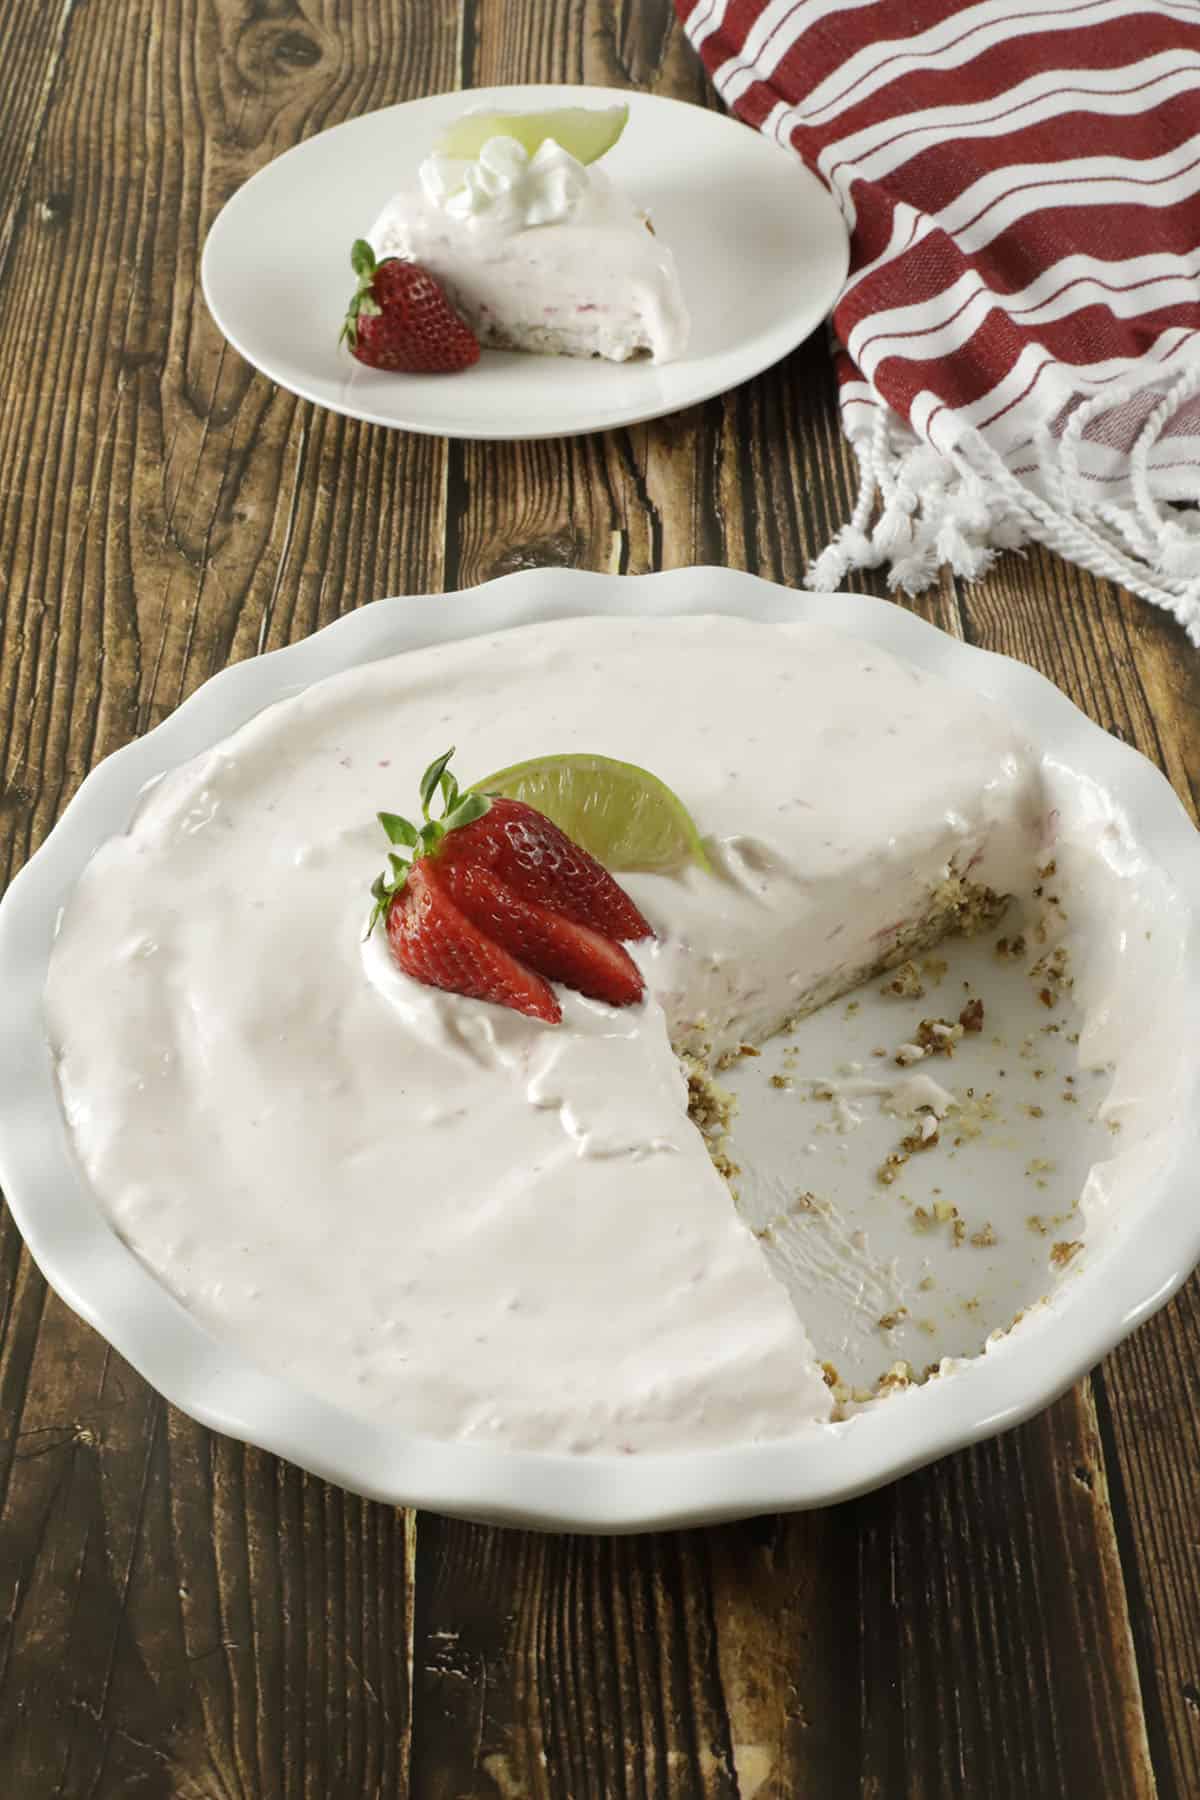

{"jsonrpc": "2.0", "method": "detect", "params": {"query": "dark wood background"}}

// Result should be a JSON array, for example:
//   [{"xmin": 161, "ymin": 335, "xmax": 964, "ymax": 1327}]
[{"xmin": 1, "ymin": 1, "xmax": 1197, "ymax": 1794}]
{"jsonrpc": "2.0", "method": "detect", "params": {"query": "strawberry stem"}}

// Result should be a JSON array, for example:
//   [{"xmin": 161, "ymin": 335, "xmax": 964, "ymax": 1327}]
[
  {"xmin": 366, "ymin": 747, "xmax": 491, "ymax": 935},
  {"xmin": 341, "ymin": 238, "xmax": 384, "ymax": 351}
]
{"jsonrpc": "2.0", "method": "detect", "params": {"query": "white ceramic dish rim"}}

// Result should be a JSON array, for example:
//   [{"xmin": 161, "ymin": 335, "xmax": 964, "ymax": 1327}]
[
  {"xmin": 199, "ymin": 84, "xmax": 851, "ymax": 442},
  {"xmin": 0, "ymin": 568, "xmax": 1197, "ymax": 1533}
]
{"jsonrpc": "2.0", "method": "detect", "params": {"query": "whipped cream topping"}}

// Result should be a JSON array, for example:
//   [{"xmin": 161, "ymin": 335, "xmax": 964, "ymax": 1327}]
[
  {"xmin": 45, "ymin": 616, "xmax": 1051, "ymax": 1454},
  {"xmin": 420, "ymin": 135, "xmax": 591, "ymax": 232}
]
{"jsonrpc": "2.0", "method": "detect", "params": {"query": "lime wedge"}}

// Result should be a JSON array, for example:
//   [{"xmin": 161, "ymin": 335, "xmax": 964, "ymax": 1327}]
[
  {"xmin": 436, "ymin": 104, "xmax": 629, "ymax": 167},
  {"xmin": 471, "ymin": 753, "xmax": 710, "ymax": 874}
]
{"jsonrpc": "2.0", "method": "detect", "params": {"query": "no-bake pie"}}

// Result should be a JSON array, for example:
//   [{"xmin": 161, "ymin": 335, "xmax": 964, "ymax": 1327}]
[{"xmin": 46, "ymin": 615, "xmax": 1047, "ymax": 1453}]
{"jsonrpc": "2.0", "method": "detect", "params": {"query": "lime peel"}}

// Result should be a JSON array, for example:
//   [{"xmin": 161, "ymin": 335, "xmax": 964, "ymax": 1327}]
[{"xmin": 470, "ymin": 753, "xmax": 710, "ymax": 876}]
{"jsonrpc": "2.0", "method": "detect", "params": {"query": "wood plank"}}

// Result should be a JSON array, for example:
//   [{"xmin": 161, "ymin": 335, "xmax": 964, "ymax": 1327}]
[
  {"xmin": 854, "ymin": 1392, "xmax": 1154, "ymax": 1799},
  {"xmin": 0, "ymin": 1296, "xmax": 419, "ymax": 1795},
  {"xmin": 704, "ymin": 1508, "xmax": 862, "ymax": 1798},
  {"xmin": 411, "ymin": 1519, "xmax": 751, "ymax": 1799},
  {"xmin": 0, "ymin": 1, "xmax": 80, "ymax": 287},
  {"xmin": 1098, "ymin": 1294, "xmax": 1200, "ymax": 1797},
  {"xmin": 711, "ymin": 1417, "xmax": 1140, "ymax": 1800}
]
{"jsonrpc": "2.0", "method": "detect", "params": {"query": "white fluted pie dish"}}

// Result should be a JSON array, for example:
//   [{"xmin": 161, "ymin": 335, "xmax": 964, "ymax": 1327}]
[{"xmin": 0, "ymin": 569, "xmax": 1196, "ymax": 1530}]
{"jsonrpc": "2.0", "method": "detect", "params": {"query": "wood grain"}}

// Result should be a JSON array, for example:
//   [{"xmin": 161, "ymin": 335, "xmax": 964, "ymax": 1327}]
[{"xmin": 1, "ymin": 0, "xmax": 1198, "ymax": 1795}]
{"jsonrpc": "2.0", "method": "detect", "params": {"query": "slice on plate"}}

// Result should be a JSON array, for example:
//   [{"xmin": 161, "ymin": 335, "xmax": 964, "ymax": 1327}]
[{"xmin": 365, "ymin": 105, "xmax": 690, "ymax": 365}]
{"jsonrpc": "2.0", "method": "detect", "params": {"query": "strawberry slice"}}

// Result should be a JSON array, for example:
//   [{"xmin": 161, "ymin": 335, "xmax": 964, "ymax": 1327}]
[
  {"xmin": 439, "ymin": 796, "xmax": 653, "ymax": 943},
  {"xmin": 387, "ymin": 863, "xmax": 560, "ymax": 1024},
  {"xmin": 441, "ymin": 861, "xmax": 644, "ymax": 1007},
  {"xmin": 340, "ymin": 240, "xmax": 480, "ymax": 374},
  {"xmin": 367, "ymin": 747, "xmax": 659, "ymax": 1024}
]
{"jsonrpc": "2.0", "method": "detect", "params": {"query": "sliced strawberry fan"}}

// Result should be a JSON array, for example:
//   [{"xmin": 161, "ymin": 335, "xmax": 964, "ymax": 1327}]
[{"xmin": 369, "ymin": 748, "xmax": 654, "ymax": 1022}]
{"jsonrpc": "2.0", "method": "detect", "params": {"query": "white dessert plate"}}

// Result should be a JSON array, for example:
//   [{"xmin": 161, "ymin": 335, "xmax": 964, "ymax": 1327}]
[
  {"xmin": 1, "ymin": 570, "xmax": 1198, "ymax": 1533},
  {"xmin": 200, "ymin": 84, "xmax": 849, "ymax": 440}
]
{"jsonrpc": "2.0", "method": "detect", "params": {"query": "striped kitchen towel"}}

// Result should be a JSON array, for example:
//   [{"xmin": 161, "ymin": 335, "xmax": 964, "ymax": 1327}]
[{"xmin": 679, "ymin": 0, "xmax": 1200, "ymax": 643}]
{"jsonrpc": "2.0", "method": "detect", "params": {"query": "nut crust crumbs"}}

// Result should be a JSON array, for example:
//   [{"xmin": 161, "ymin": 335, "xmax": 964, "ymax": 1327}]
[
  {"xmin": 899, "ymin": 1111, "xmax": 941, "ymax": 1155},
  {"xmin": 1030, "ymin": 944, "xmax": 1073, "ymax": 1009},
  {"xmin": 914, "ymin": 1016, "xmax": 965, "ymax": 1057},
  {"xmin": 959, "ymin": 997, "xmax": 985, "ymax": 1033},
  {"xmin": 883, "ymin": 960, "xmax": 924, "ymax": 998},
  {"xmin": 683, "ymin": 1058, "xmax": 734, "ymax": 1139}
]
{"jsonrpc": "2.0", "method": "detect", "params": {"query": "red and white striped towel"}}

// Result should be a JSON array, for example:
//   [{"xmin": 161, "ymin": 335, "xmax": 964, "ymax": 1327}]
[{"xmin": 679, "ymin": 0, "xmax": 1200, "ymax": 643}]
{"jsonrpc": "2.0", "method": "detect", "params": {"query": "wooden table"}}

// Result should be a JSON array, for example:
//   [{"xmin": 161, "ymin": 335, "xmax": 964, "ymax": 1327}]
[{"xmin": 1, "ymin": 2, "xmax": 1198, "ymax": 1793}]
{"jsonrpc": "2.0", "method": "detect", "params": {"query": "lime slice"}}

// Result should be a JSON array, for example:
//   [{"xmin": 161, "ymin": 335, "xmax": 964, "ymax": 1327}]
[
  {"xmin": 471, "ymin": 753, "xmax": 710, "ymax": 875},
  {"xmin": 436, "ymin": 104, "xmax": 629, "ymax": 167}
]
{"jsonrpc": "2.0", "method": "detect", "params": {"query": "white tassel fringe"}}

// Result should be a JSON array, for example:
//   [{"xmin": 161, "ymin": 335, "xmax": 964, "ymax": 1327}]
[{"xmin": 808, "ymin": 366, "xmax": 1200, "ymax": 648}]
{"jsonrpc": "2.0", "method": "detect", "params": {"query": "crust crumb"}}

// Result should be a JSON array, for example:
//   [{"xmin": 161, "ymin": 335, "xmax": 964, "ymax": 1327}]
[
  {"xmin": 914, "ymin": 1016, "xmax": 966, "ymax": 1057},
  {"xmin": 876, "ymin": 1360, "xmax": 914, "ymax": 1394},
  {"xmin": 883, "ymin": 960, "xmax": 924, "ymax": 999}
]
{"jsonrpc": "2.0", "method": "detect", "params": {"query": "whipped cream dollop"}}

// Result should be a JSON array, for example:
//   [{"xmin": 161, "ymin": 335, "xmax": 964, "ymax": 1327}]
[{"xmin": 419, "ymin": 135, "xmax": 592, "ymax": 231}]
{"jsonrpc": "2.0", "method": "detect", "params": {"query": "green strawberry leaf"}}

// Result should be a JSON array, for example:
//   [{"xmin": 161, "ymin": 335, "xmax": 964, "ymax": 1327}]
[
  {"xmin": 379, "ymin": 811, "xmax": 419, "ymax": 848},
  {"xmin": 367, "ymin": 749, "xmax": 492, "ymax": 934},
  {"xmin": 443, "ymin": 792, "xmax": 490, "ymax": 832}
]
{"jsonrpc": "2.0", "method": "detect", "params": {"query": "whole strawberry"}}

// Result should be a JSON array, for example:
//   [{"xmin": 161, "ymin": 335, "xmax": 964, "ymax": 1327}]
[
  {"xmin": 368, "ymin": 748, "xmax": 654, "ymax": 1023},
  {"xmin": 340, "ymin": 239, "xmax": 480, "ymax": 373}
]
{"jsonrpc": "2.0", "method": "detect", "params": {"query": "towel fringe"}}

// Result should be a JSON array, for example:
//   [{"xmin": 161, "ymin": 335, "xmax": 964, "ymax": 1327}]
[
  {"xmin": 809, "ymin": 365, "xmax": 1200, "ymax": 647},
  {"xmin": 805, "ymin": 414, "xmax": 1026, "ymax": 600}
]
